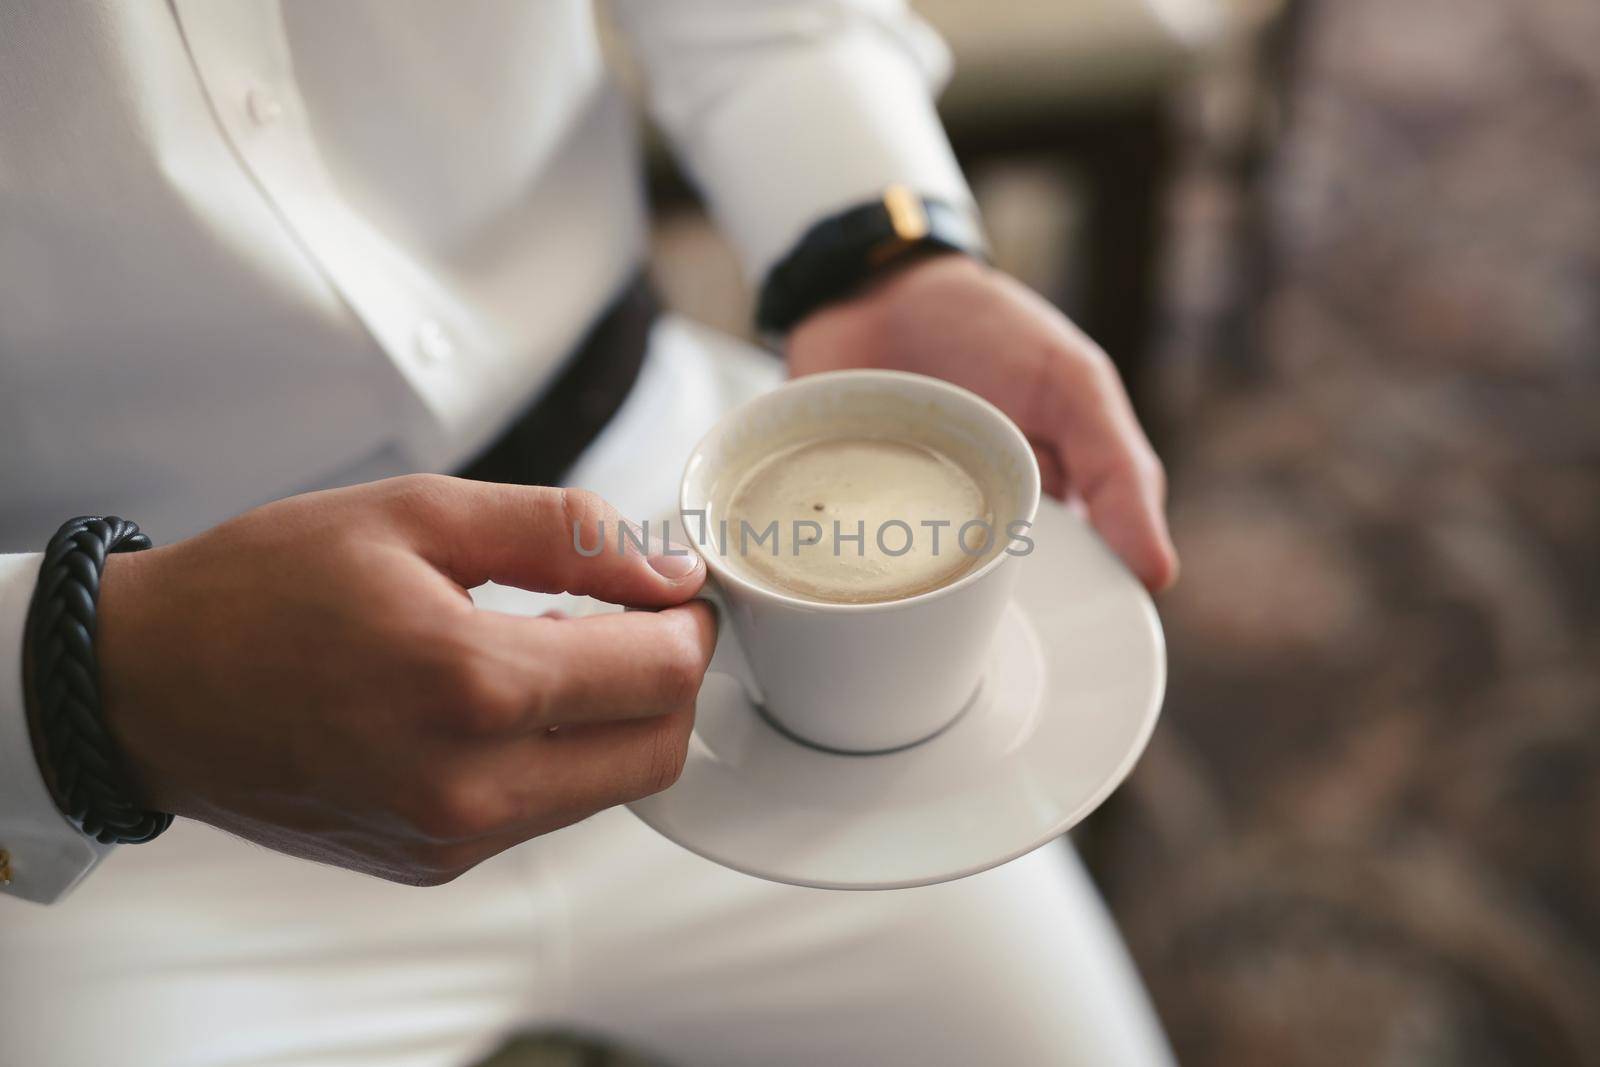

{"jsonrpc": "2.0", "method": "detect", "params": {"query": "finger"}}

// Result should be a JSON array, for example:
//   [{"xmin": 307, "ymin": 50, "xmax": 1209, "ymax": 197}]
[
  {"xmin": 465, "ymin": 600, "xmax": 717, "ymax": 729},
  {"xmin": 390, "ymin": 476, "xmax": 704, "ymax": 607},
  {"xmin": 1035, "ymin": 334, "xmax": 1179, "ymax": 592},
  {"xmin": 525, "ymin": 706, "xmax": 697, "ymax": 810},
  {"xmin": 1076, "ymin": 454, "xmax": 1179, "ymax": 592},
  {"xmin": 449, "ymin": 707, "xmax": 698, "ymax": 843},
  {"xmin": 416, "ymin": 708, "xmax": 697, "ymax": 857}
]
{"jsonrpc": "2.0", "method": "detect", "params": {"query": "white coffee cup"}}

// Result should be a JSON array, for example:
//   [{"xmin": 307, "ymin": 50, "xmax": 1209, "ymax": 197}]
[{"xmin": 680, "ymin": 370, "xmax": 1042, "ymax": 753}]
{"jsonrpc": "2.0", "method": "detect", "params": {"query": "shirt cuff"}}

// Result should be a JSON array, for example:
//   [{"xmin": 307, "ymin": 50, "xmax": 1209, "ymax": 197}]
[
  {"xmin": 667, "ymin": 24, "xmax": 977, "ymax": 283},
  {"xmin": 0, "ymin": 553, "xmax": 113, "ymax": 904}
]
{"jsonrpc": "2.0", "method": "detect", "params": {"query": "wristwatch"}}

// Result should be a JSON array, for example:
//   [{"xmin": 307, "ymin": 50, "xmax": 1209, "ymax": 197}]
[{"xmin": 755, "ymin": 184, "xmax": 987, "ymax": 338}]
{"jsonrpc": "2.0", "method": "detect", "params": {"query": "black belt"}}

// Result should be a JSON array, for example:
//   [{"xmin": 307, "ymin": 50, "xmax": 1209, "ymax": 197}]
[{"xmin": 457, "ymin": 273, "xmax": 657, "ymax": 487}]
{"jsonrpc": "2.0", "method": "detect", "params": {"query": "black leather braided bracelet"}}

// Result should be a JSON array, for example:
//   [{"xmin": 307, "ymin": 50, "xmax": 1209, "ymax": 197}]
[{"xmin": 23, "ymin": 516, "xmax": 173, "ymax": 844}]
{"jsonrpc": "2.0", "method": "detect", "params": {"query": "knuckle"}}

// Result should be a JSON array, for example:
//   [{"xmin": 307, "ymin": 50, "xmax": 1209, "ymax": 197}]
[
  {"xmin": 388, "ymin": 472, "xmax": 460, "ymax": 516},
  {"xmin": 558, "ymin": 487, "xmax": 609, "ymax": 536},
  {"xmin": 411, "ymin": 777, "xmax": 504, "ymax": 841},
  {"xmin": 1144, "ymin": 454, "xmax": 1169, "ymax": 498},
  {"xmin": 1127, "ymin": 448, "xmax": 1168, "ymax": 497},
  {"xmin": 654, "ymin": 615, "xmax": 712, "ymax": 707},
  {"xmin": 456, "ymin": 669, "xmax": 524, "ymax": 736},
  {"xmin": 654, "ymin": 642, "xmax": 706, "ymax": 708},
  {"xmin": 639, "ymin": 716, "xmax": 691, "ymax": 797},
  {"xmin": 1054, "ymin": 337, "xmax": 1118, "ymax": 394},
  {"xmin": 380, "ymin": 473, "xmax": 468, "ymax": 538},
  {"xmin": 423, "ymin": 644, "xmax": 525, "ymax": 736},
  {"xmin": 517, "ymin": 668, "xmax": 559, "ymax": 730},
  {"xmin": 1083, "ymin": 339, "xmax": 1116, "ymax": 373}
]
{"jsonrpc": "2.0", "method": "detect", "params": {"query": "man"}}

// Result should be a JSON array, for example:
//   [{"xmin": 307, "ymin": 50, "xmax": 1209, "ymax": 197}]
[{"xmin": 0, "ymin": 2, "xmax": 1179, "ymax": 1063}]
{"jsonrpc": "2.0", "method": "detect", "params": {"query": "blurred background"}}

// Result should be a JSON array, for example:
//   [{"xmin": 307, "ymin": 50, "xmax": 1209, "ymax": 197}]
[{"xmin": 502, "ymin": 0, "xmax": 1600, "ymax": 1062}]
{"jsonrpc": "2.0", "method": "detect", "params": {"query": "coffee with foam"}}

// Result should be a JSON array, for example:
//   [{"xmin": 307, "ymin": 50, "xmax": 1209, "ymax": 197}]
[{"xmin": 717, "ymin": 435, "xmax": 992, "ymax": 604}]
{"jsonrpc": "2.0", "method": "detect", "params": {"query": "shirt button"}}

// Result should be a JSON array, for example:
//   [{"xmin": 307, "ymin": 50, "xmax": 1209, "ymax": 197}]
[
  {"xmin": 414, "ymin": 320, "xmax": 456, "ymax": 366},
  {"xmin": 246, "ymin": 89, "xmax": 283, "ymax": 126}
]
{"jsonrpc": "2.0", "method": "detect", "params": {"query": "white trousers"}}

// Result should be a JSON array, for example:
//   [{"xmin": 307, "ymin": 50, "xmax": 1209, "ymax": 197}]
[{"xmin": 0, "ymin": 321, "xmax": 1174, "ymax": 1066}]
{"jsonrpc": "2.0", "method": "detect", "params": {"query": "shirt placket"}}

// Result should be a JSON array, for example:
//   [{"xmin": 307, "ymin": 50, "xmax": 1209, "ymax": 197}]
[{"xmin": 168, "ymin": 0, "xmax": 505, "ymax": 468}]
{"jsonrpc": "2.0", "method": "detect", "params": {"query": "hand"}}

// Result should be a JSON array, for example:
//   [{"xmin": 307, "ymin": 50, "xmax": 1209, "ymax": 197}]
[
  {"xmin": 91, "ymin": 475, "xmax": 714, "ymax": 885},
  {"xmin": 785, "ymin": 254, "xmax": 1178, "ymax": 591}
]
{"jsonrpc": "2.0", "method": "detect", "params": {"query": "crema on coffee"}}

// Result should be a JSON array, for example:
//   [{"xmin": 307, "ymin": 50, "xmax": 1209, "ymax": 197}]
[{"xmin": 719, "ymin": 436, "xmax": 992, "ymax": 604}]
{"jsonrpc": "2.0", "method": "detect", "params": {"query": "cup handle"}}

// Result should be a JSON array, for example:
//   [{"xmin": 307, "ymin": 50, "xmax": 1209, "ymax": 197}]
[{"xmin": 696, "ymin": 578, "xmax": 764, "ymax": 707}]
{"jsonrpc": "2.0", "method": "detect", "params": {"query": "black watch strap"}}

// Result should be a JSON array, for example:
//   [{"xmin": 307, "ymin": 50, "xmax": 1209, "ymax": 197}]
[
  {"xmin": 24, "ymin": 516, "xmax": 173, "ymax": 845},
  {"xmin": 756, "ymin": 185, "xmax": 986, "ymax": 337}
]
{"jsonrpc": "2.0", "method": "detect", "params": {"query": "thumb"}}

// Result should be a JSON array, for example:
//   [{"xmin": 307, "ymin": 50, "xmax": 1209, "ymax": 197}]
[{"xmin": 397, "ymin": 477, "xmax": 705, "ymax": 608}]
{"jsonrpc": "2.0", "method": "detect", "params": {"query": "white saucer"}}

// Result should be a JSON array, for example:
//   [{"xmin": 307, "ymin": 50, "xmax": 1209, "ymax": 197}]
[{"xmin": 627, "ymin": 500, "xmax": 1166, "ymax": 890}]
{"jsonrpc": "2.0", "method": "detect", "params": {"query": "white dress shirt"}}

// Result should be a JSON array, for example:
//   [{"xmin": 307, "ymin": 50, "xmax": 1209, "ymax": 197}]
[{"xmin": 0, "ymin": 0, "xmax": 974, "ymax": 903}]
